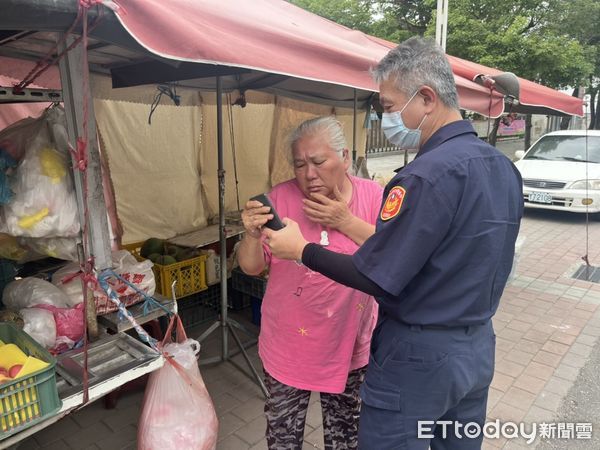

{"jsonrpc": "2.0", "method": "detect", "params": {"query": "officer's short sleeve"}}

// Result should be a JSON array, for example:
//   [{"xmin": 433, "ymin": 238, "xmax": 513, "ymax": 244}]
[{"xmin": 353, "ymin": 174, "xmax": 453, "ymax": 297}]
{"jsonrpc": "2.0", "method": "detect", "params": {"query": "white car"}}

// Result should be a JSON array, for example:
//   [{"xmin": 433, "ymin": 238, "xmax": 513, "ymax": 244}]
[{"xmin": 514, "ymin": 130, "xmax": 600, "ymax": 214}]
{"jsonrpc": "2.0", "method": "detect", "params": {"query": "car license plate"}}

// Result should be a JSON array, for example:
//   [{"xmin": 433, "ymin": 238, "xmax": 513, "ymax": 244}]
[{"xmin": 528, "ymin": 192, "xmax": 552, "ymax": 204}]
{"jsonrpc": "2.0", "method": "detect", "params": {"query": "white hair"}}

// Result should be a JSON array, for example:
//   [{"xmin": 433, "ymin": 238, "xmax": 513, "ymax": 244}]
[
  {"xmin": 372, "ymin": 36, "xmax": 459, "ymax": 109},
  {"xmin": 288, "ymin": 116, "xmax": 347, "ymax": 162}
]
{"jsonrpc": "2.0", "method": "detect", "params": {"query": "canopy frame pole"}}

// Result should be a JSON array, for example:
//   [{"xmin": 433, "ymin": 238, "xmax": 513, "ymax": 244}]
[
  {"xmin": 197, "ymin": 76, "xmax": 268, "ymax": 398},
  {"xmin": 58, "ymin": 34, "xmax": 112, "ymax": 271},
  {"xmin": 352, "ymin": 89, "xmax": 358, "ymax": 164}
]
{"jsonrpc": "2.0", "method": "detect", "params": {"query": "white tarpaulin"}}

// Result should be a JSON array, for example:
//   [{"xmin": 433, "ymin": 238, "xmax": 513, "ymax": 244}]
[{"xmin": 90, "ymin": 76, "xmax": 367, "ymax": 244}]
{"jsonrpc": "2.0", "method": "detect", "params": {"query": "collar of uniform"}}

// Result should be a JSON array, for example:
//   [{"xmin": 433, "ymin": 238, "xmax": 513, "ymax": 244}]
[{"xmin": 416, "ymin": 120, "xmax": 477, "ymax": 158}]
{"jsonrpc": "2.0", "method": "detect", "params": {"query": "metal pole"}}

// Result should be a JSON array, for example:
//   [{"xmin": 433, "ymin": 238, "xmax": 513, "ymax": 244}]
[
  {"xmin": 352, "ymin": 89, "xmax": 358, "ymax": 164},
  {"xmin": 216, "ymin": 76, "xmax": 228, "ymax": 361},
  {"xmin": 57, "ymin": 35, "xmax": 112, "ymax": 271},
  {"xmin": 435, "ymin": 0, "xmax": 448, "ymax": 52}
]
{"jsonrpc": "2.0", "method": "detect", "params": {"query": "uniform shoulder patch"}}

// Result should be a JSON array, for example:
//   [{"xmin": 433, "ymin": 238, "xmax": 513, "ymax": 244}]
[{"xmin": 380, "ymin": 186, "xmax": 406, "ymax": 221}]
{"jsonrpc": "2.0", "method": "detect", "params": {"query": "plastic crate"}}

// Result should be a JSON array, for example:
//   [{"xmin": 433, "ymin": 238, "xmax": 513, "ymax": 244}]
[
  {"xmin": 0, "ymin": 323, "xmax": 61, "ymax": 439},
  {"xmin": 122, "ymin": 242, "xmax": 209, "ymax": 299},
  {"xmin": 228, "ymin": 279, "xmax": 252, "ymax": 311},
  {"xmin": 231, "ymin": 268, "xmax": 267, "ymax": 299},
  {"xmin": 178, "ymin": 284, "xmax": 221, "ymax": 329}
]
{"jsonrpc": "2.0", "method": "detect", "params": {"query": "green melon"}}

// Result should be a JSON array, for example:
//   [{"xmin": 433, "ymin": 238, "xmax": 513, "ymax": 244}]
[
  {"xmin": 148, "ymin": 253, "xmax": 161, "ymax": 263},
  {"xmin": 140, "ymin": 238, "xmax": 165, "ymax": 258},
  {"xmin": 165, "ymin": 245, "xmax": 180, "ymax": 257},
  {"xmin": 156, "ymin": 255, "xmax": 177, "ymax": 266}
]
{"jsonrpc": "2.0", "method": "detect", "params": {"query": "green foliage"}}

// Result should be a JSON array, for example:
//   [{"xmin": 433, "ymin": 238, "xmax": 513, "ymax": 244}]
[
  {"xmin": 441, "ymin": 0, "xmax": 592, "ymax": 88},
  {"xmin": 287, "ymin": 0, "xmax": 375, "ymax": 31},
  {"xmin": 288, "ymin": 0, "xmax": 596, "ymax": 93}
]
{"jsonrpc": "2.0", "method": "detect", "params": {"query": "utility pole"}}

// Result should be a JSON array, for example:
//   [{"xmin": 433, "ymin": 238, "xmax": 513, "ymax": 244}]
[{"xmin": 435, "ymin": 0, "xmax": 448, "ymax": 51}]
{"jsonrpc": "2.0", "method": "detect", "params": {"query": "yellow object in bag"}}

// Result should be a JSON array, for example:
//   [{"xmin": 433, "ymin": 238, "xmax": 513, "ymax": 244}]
[
  {"xmin": 17, "ymin": 208, "xmax": 49, "ymax": 230},
  {"xmin": 39, "ymin": 147, "xmax": 67, "ymax": 184}
]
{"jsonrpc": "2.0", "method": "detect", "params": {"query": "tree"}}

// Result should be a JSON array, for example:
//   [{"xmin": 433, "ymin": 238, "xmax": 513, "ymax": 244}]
[
  {"xmin": 546, "ymin": 0, "xmax": 600, "ymax": 129},
  {"xmin": 439, "ymin": 0, "xmax": 592, "ymax": 89},
  {"xmin": 287, "ymin": 0, "xmax": 375, "ymax": 32},
  {"xmin": 288, "ymin": 0, "xmax": 596, "ymax": 130},
  {"xmin": 431, "ymin": 0, "xmax": 593, "ymax": 140}
]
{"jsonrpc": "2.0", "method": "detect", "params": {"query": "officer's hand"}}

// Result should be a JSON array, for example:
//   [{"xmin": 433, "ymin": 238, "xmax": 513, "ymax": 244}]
[
  {"xmin": 303, "ymin": 186, "xmax": 351, "ymax": 229},
  {"xmin": 263, "ymin": 218, "xmax": 308, "ymax": 261},
  {"xmin": 241, "ymin": 200, "xmax": 273, "ymax": 239}
]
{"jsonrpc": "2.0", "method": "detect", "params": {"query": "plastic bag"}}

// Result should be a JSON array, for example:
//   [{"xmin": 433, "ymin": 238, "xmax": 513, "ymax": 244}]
[
  {"xmin": 20, "ymin": 236, "xmax": 79, "ymax": 261},
  {"xmin": 20, "ymin": 307, "xmax": 57, "ymax": 349},
  {"xmin": 51, "ymin": 262, "xmax": 85, "ymax": 306},
  {"xmin": 138, "ymin": 315, "xmax": 218, "ymax": 450},
  {"xmin": 36, "ymin": 303, "xmax": 84, "ymax": 343},
  {"xmin": 0, "ymin": 116, "xmax": 43, "ymax": 163},
  {"xmin": 94, "ymin": 250, "xmax": 156, "ymax": 314},
  {"xmin": 0, "ymin": 233, "xmax": 32, "ymax": 262},
  {"xmin": 1, "ymin": 107, "xmax": 80, "ymax": 238},
  {"xmin": 507, "ymin": 235, "xmax": 526, "ymax": 283},
  {"xmin": 52, "ymin": 250, "xmax": 156, "ymax": 314},
  {"xmin": 3, "ymin": 277, "xmax": 71, "ymax": 310}
]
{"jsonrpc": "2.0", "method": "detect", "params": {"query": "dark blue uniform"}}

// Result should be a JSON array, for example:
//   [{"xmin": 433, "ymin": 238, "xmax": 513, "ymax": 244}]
[{"xmin": 353, "ymin": 120, "xmax": 523, "ymax": 449}]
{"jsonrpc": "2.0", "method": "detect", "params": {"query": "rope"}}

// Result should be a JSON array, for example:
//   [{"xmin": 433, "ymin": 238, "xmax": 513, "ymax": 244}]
[
  {"xmin": 148, "ymin": 84, "xmax": 180, "ymax": 125},
  {"xmin": 104, "ymin": 269, "xmax": 173, "ymax": 317},
  {"xmin": 227, "ymin": 93, "xmax": 241, "ymax": 210},
  {"xmin": 12, "ymin": 1, "xmax": 111, "ymax": 94},
  {"xmin": 98, "ymin": 270, "xmax": 159, "ymax": 351}
]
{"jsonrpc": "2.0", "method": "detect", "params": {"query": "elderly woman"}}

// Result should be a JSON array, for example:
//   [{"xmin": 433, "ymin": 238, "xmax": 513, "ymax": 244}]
[{"xmin": 238, "ymin": 116, "xmax": 383, "ymax": 449}]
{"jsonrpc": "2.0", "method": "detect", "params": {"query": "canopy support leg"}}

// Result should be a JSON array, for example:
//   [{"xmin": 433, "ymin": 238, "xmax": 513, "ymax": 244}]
[{"xmin": 197, "ymin": 76, "xmax": 267, "ymax": 398}]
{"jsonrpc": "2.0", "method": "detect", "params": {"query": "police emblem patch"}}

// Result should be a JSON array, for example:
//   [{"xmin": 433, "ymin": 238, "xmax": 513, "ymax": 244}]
[{"xmin": 381, "ymin": 186, "xmax": 406, "ymax": 221}]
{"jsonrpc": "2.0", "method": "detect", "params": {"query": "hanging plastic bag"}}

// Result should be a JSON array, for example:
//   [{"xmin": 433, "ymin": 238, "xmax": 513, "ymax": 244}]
[
  {"xmin": 138, "ymin": 315, "xmax": 218, "ymax": 450},
  {"xmin": 0, "ymin": 116, "xmax": 43, "ymax": 163},
  {"xmin": 0, "ymin": 233, "xmax": 33, "ymax": 262},
  {"xmin": 20, "ymin": 307, "xmax": 57, "ymax": 349},
  {"xmin": 20, "ymin": 236, "xmax": 79, "ymax": 261},
  {"xmin": 1, "ymin": 107, "xmax": 80, "ymax": 238},
  {"xmin": 3, "ymin": 277, "xmax": 72, "ymax": 310}
]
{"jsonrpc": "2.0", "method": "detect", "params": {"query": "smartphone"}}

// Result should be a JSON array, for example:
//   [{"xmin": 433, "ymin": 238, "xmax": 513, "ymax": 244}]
[{"xmin": 250, "ymin": 193, "xmax": 285, "ymax": 230}]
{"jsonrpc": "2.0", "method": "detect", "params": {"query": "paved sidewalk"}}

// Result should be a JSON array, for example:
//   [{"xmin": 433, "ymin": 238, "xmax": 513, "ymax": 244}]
[{"xmin": 14, "ymin": 209, "xmax": 600, "ymax": 450}]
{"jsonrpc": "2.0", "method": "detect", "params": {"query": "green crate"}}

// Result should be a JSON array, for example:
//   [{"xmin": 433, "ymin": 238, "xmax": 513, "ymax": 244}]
[{"xmin": 0, "ymin": 323, "xmax": 61, "ymax": 439}]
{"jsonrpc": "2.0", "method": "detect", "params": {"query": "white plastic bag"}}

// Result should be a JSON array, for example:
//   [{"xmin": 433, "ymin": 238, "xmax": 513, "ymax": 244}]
[
  {"xmin": 1, "ymin": 107, "xmax": 80, "ymax": 238},
  {"xmin": 507, "ymin": 235, "xmax": 526, "ymax": 283},
  {"xmin": 0, "ymin": 116, "xmax": 43, "ymax": 163},
  {"xmin": 138, "ymin": 316, "xmax": 218, "ymax": 450},
  {"xmin": 21, "ymin": 236, "xmax": 79, "ymax": 261},
  {"xmin": 52, "ymin": 250, "xmax": 156, "ymax": 313},
  {"xmin": 20, "ymin": 307, "xmax": 57, "ymax": 349},
  {"xmin": 51, "ymin": 262, "xmax": 85, "ymax": 306},
  {"xmin": 3, "ymin": 277, "xmax": 71, "ymax": 309}
]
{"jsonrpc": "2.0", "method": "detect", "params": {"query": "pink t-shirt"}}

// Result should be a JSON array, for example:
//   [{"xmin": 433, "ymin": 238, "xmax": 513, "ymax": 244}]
[{"xmin": 259, "ymin": 175, "xmax": 383, "ymax": 393}]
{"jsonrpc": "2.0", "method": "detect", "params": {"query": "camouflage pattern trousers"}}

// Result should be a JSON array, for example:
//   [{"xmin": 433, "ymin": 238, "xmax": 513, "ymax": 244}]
[{"xmin": 264, "ymin": 367, "xmax": 367, "ymax": 450}]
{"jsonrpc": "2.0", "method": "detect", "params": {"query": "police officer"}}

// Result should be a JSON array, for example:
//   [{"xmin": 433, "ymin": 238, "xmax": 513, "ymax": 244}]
[{"xmin": 265, "ymin": 36, "xmax": 523, "ymax": 449}]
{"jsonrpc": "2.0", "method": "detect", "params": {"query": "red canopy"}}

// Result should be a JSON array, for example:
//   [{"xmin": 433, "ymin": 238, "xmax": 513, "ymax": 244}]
[
  {"xmin": 447, "ymin": 56, "xmax": 584, "ymax": 117},
  {"xmin": 112, "ymin": 0, "xmax": 505, "ymax": 117}
]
